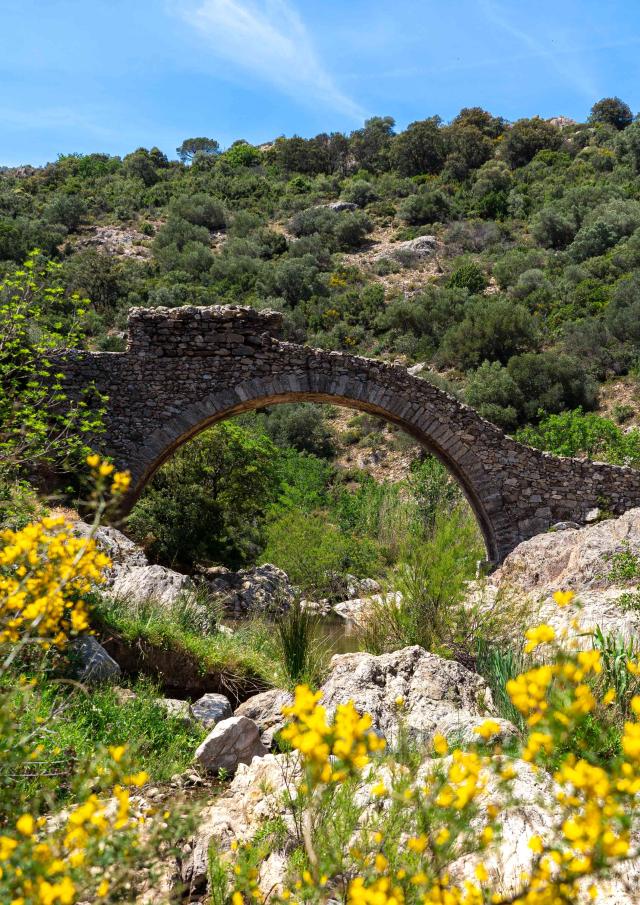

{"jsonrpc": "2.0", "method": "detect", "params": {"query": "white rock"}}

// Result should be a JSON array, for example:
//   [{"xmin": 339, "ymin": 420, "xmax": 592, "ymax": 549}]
[
  {"xmin": 181, "ymin": 753, "xmax": 299, "ymax": 895},
  {"xmin": 320, "ymin": 646, "xmax": 502, "ymax": 745},
  {"xmin": 234, "ymin": 689, "xmax": 293, "ymax": 747},
  {"xmin": 194, "ymin": 716, "xmax": 267, "ymax": 774},
  {"xmin": 110, "ymin": 564, "xmax": 194, "ymax": 607}
]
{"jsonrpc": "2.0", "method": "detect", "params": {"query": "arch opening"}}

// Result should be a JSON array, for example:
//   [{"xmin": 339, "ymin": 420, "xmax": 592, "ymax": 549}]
[{"xmin": 125, "ymin": 390, "xmax": 496, "ymax": 564}]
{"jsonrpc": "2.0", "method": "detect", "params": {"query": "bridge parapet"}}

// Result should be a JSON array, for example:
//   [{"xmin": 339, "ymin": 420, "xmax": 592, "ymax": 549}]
[{"xmin": 126, "ymin": 305, "xmax": 284, "ymax": 357}]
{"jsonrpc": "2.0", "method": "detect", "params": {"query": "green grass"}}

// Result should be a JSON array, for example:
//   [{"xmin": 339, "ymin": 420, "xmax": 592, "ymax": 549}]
[
  {"xmin": 6, "ymin": 675, "xmax": 206, "ymax": 805},
  {"xmin": 92, "ymin": 591, "xmax": 286, "ymax": 693}
]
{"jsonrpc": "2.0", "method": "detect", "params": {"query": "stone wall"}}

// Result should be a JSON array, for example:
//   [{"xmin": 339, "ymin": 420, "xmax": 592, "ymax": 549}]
[{"xmin": 53, "ymin": 305, "xmax": 640, "ymax": 563}]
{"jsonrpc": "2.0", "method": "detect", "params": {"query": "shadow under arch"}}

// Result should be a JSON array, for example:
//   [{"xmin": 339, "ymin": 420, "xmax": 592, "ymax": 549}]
[{"xmin": 125, "ymin": 376, "xmax": 504, "ymax": 565}]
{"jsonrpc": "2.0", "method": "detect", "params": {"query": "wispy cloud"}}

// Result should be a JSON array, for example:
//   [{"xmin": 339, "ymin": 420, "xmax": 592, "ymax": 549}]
[
  {"xmin": 174, "ymin": 0, "xmax": 365, "ymax": 120},
  {"xmin": 477, "ymin": 0, "xmax": 599, "ymax": 99}
]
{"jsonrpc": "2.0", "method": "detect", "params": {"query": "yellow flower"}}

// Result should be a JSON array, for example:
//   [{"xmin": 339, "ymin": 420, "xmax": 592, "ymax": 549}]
[
  {"xmin": 108, "ymin": 745, "xmax": 127, "ymax": 763},
  {"xmin": 524, "ymin": 623, "xmax": 556, "ymax": 653},
  {"xmin": 553, "ymin": 590, "xmax": 576, "ymax": 608},
  {"xmin": 111, "ymin": 471, "xmax": 131, "ymax": 494},
  {"xmin": 408, "ymin": 835, "xmax": 428, "ymax": 853},
  {"xmin": 371, "ymin": 782, "xmax": 387, "ymax": 797},
  {"xmin": 435, "ymin": 828, "xmax": 451, "ymax": 846},
  {"xmin": 480, "ymin": 826, "xmax": 494, "ymax": 845},
  {"xmin": 86, "ymin": 453, "xmax": 100, "ymax": 468},
  {"xmin": 432, "ymin": 733, "xmax": 448, "ymax": 756},
  {"xmin": 475, "ymin": 864, "xmax": 489, "ymax": 883},
  {"xmin": 97, "ymin": 879, "xmax": 110, "ymax": 897},
  {"xmin": 473, "ymin": 719, "xmax": 502, "ymax": 740},
  {"xmin": 16, "ymin": 814, "xmax": 35, "ymax": 837},
  {"xmin": 528, "ymin": 835, "xmax": 544, "ymax": 854}
]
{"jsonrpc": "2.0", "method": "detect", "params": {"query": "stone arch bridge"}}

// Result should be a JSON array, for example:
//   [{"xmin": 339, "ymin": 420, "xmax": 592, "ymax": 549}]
[{"xmin": 56, "ymin": 305, "xmax": 640, "ymax": 564}]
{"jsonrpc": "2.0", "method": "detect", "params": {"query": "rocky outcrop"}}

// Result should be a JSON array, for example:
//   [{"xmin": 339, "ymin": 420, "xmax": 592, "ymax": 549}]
[
  {"xmin": 110, "ymin": 564, "xmax": 194, "ymax": 607},
  {"xmin": 492, "ymin": 507, "xmax": 640, "ymax": 593},
  {"xmin": 194, "ymin": 716, "xmax": 267, "ymax": 774},
  {"xmin": 319, "ymin": 646, "xmax": 506, "ymax": 745},
  {"xmin": 181, "ymin": 753, "xmax": 299, "ymax": 896},
  {"xmin": 200, "ymin": 563, "xmax": 294, "ymax": 616},
  {"xmin": 379, "ymin": 235, "xmax": 437, "ymax": 263},
  {"xmin": 488, "ymin": 507, "xmax": 640, "ymax": 647},
  {"xmin": 75, "ymin": 522, "xmax": 198, "ymax": 607}
]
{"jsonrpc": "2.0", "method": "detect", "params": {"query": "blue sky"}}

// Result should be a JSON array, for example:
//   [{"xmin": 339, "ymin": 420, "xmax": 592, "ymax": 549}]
[{"xmin": 2, "ymin": 0, "xmax": 640, "ymax": 166}]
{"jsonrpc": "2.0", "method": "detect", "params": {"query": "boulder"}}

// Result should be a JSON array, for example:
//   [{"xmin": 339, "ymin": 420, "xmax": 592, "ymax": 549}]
[
  {"xmin": 190, "ymin": 692, "xmax": 232, "ymax": 728},
  {"xmin": 201, "ymin": 563, "xmax": 294, "ymax": 615},
  {"xmin": 70, "ymin": 636, "xmax": 121, "ymax": 684},
  {"xmin": 333, "ymin": 591, "xmax": 402, "ymax": 624},
  {"xmin": 346, "ymin": 575, "xmax": 381, "ymax": 598},
  {"xmin": 194, "ymin": 716, "xmax": 267, "ymax": 774},
  {"xmin": 319, "ymin": 646, "xmax": 501, "ymax": 745},
  {"xmin": 234, "ymin": 688, "xmax": 293, "ymax": 747},
  {"xmin": 326, "ymin": 200, "xmax": 357, "ymax": 212},
  {"xmin": 380, "ymin": 235, "xmax": 437, "ymax": 263},
  {"xmin": 110, "ymin": 564, "xmax": 194, "ymax": 607},
  {"xmin": 156, "ymin": 698, "xmax": 193, "ymax": 724}
]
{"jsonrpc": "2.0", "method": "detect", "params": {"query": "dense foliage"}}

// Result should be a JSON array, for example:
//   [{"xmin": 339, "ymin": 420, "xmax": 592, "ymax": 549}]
[{"xmin": 2, "ymin": 96, "xmax": 639, "ymax": 441}]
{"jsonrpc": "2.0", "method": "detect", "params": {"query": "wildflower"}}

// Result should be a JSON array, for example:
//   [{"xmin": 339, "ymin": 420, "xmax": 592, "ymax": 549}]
[
  {"xmin": 473, "ymin": 719, "xmax": 502, "ymax": 740},
  {"xmin": 16, "ymin": 815, "xmax": 35, "ymax": 837},
  {"xmin": 111, "ymin": 471, "xmax": 131, "ymax": 494},
  {"xmin": 432, "ymin": 733, "xmax": 448, "ymax": 756},
  {"xmin": 553, "ymin": 590, "xmax": 576, "ymax": 608},
  {"xmin": 524, "ymin": 623, "xmax": 556, "ymax": 653}
]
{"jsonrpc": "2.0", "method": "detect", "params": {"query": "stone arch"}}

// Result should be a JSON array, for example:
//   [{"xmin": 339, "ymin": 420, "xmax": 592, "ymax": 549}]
[
  {"xmin": 53, "ymin": 305, "xmax": 640, "ymax": 564},
  {"xmin": 129, "ymin": 372, "xmax": 513, "ymax": 565}
]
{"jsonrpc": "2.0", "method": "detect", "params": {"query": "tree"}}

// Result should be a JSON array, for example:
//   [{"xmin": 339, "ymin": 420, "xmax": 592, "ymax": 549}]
[
  {"xmin": 176, "ymin": 137, "xmax": 220, "ymax": 162},
  {"xmin": 127, "ymin": 422, "xmax": 279, "ymax": 568},
  {"xmin": 443, "ymin": 124, "xmax": 493, "ymax": 178},
  {"xmin": 507, "ymin": 352, "xmax": 596, "ymax": 421},
  {"xmin": 452, "ymin": 107, "xmax": 507, "ymax": 138},
  {"xmin": 589, "ymin": 97, "xmax": 634, "ymax": 131},
  {"xmin": 349, "ymin": 116, "xmax": 395, "ymax": 172},
  {"xmin": 501, "ymin": 117, "xmax": 562, "ymax": 168},
  {"xmin": 0, "ymin": 252, "xmax": 105, "ymax": 482},
  {"xmin": 437, "ymin": 297, "xmax": 538, "ymax": 370},
  {"xmin": 391, "ymin": 117, "xmax": 446, "ymax": 176},
  {"xmin": 44, "ymin": 194, "xmax": 87, "ymax": 231},
  {"xmin": 465, "ymin": 361, "xmax": 522, "ymax": 430}
]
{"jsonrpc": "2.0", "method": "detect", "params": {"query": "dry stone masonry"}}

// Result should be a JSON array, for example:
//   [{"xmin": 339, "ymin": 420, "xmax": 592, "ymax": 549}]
[{"xmin": 54, "ymin": 305, "xmax": 640, "ymax": 563}]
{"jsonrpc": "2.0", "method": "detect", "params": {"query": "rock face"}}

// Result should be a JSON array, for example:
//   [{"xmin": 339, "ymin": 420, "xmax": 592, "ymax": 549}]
[
  {"xmin": 234, "ymin": 688, "xmax": 293, "ymax": 747},
  {"xmin": 333, "ymin": 591, "xmax": 402, "ymax": 624},
  {"xmin": 110, "ymin": 564, "xmax": 194, "ymax": 607},
  {"xmin": 485, "ymin": 506, "xmax": 640, "ymax": 650},
  {"xmin": 70, "ymin": 636, "xmax": 121, "ymax": 684},
  {"xmin": 492, "ymin": 507, "xmax": 640, "ymax": 593},
  {"xmin": 75, "ymin": 522, "xmax": 198, "ymax": 609},
  {"xmin": 201, "ymin": 563, "xmax": 294, "ymax": 615},
  {"xmin": 190, "ymin": 693, "xmax": 233, "ymax": 728},
  {"xmin": 194, "ymin": 716, "xmax": 267, "ymax": 774},
  {"xmin": 319, "ymin": 646, "xmax": 502, "ymax": 745},
  {"xmin": 181, "ymin": 753, "xmax": 299, "ymax": 896}
]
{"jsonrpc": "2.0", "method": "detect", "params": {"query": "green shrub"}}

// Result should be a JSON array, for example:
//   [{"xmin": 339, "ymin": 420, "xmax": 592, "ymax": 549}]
[
  {"xmin": 447, "ymin": 260, "xmax": 487, "ymax": 293},
  {"xmin": 516, "ymin": 407, "xmax": 640, "ymax": 465},
  {"xmin": 128, "ymin": 422, "xmax": 279, "ymax": 568},
  {"xmin": 260, "ymin": 509, "xmax": 383, "ymax": 599}
]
